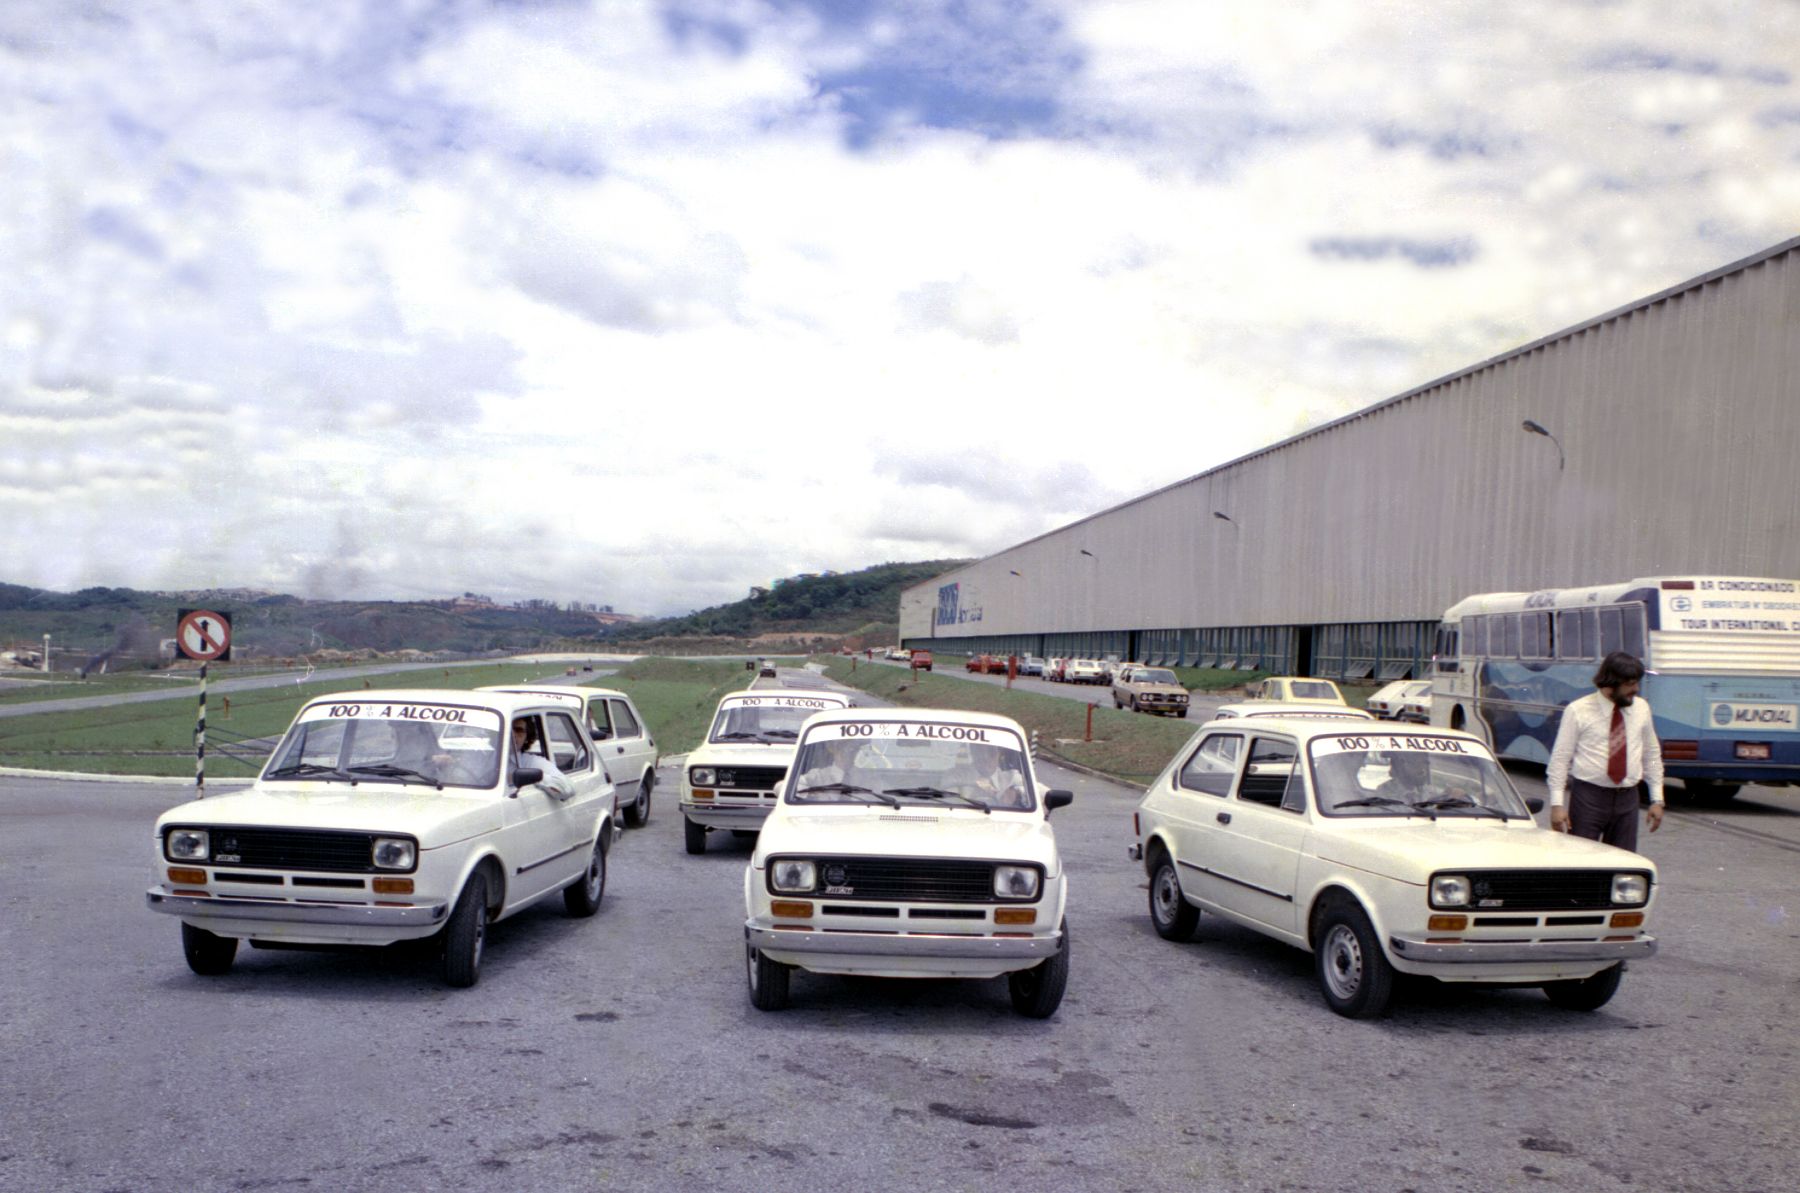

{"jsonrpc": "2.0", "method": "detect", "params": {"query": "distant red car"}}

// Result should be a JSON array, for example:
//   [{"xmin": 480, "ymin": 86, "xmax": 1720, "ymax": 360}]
[
  {"xmin": 965, "ymin": 654, "xmax": 1008, "ymax": 675},
  {"xmin": 910, "ymin": 650, "xmax": 933, "ymax": 671}
]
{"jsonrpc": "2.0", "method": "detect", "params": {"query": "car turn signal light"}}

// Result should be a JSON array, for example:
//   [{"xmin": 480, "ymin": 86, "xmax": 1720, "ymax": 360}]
[
  {"xmin": 167, "ymin": 867, "xmax": 207, "ymax": 885},
  {"xmin": 771, "ymin": 900, "xmax": 813, "ymax": 919},
  {"xmin": 372, "ymin": 878, "xmax": 414, "ymax": 895},
  {"xmin": 1609, "ymin": 912, "xmax": 1645, "ymax": 928},
  {"xmin": 994, "ymin": 908, "xmax": 1037, "ymax": 926},
  {"xmin": 691, "ymin": 790, "xmax": 715, "ymax": 801},
  {"xmin": 1427, "ymin": 915, "xmax": 1468, "ymax": 931}
]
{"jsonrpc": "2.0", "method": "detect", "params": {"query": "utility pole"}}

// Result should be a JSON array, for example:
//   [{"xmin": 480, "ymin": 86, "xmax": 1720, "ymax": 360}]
[{"xmin": 42, "ymin": 633, "xmax": 50, "ymax": 673}]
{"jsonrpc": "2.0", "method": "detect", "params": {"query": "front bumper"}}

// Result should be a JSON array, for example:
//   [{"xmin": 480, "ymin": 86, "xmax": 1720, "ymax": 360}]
[
  {"xmin": 147, "ymin": 889, "xmax": 449, "ymax": 928},
  {"xmin": 746, "ymin": 923, "xmax": 1060, "ymax": 961},
  {"xmin": 1388, "ymin": 935, "xmax": 1657, "ymax": 964},
  {"xmin": 682, "ymin": 799, "xmax": 774, "ymax": 827}
]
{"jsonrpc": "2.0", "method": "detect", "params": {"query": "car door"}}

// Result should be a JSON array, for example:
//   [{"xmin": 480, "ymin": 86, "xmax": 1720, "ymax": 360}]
[
  {"xmin": 602, "ymin": 696, "xmax": 655, "ymax": 803},
  {"xmin": 501, "ymin": 712, "xmax": 580, "ymax": 904},
  {"xmin": 1210, "ymin": 734, "xmax": 1307, "ymax": 938},
  {"xmin": 1164, "ymin": 731, "xmax": 1245, "ymax": 909}
]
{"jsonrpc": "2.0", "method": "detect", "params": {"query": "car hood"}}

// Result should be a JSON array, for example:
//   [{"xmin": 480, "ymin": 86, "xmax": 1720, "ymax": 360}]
[
  {"xmin": 154, "ymin": 783, "xmax": 504, "ymax": 849},
  {"xmin": 755, "ymin": 808, "xmax": 1060, "ymax": 871},
  {"xmin": 1127, "ymin": 683, "xmax": 1189, "ymax": 696},
  {"xmin": 1314, "ymin": 819, "xmax": 1656, "ymax": 883}
]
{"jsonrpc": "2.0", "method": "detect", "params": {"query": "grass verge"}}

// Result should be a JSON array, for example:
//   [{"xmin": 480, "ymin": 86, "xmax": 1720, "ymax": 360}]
[
  {"xmin": 580, "ymin": 658, "xmax": 757, "ymax": 755},
  {"xmin": 815, "ymin": 657, "xmax": 1195, "ymax": 786}
]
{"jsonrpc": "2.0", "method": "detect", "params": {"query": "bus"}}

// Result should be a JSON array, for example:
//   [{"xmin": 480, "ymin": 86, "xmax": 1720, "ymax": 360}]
[{"xmin": 1430, "ymin": 576, "xmax": 1800, "ymax": 799}]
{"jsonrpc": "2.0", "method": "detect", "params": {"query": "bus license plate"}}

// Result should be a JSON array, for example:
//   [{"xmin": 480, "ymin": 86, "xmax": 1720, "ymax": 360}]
[{"xmin": 1736, "ymin": 742, "xmax": 1772, "ymax": 760}]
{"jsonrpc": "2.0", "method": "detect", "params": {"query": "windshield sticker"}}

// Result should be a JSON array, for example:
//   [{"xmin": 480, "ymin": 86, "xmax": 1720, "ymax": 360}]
[
  {"xmin": 723, "ymin": 695, "xmax": 849, "ymax": 710},
  {"xmin": 1309, "ymin": 733, "xmax": 1488, "ymax": 759},
  {"xmin": 299, "ymin": 702, "xmax": 502, "ymax": 733},
  {"xmin": 806, "ymin": 721, "xmax": 1017, "ymax": 746}
]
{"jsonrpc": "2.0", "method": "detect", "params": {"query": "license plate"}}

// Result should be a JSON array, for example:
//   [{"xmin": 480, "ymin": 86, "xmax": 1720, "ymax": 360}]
[{"xmin": 1736, "ymin": 742, "xmax": 1772, "ymax": 760}]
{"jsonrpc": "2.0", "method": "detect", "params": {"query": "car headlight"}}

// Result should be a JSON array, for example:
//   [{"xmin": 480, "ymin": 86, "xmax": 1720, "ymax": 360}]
[
  {"xmin": 166, "ymin": 828, "xmax": 209, "ymax": 861},
  {"xmin": 1430, "ymin": 874, "xmax": 1471, "ymax": 908},
  {"xmin": 1611, "ymin": 873, "xmax": 1649, "ymax": 905},
  {"xmin": 770, "ymin": 859, "xmax": 816, "ymax": 893},
  {"xmin": 994, "ymin": 864, "xmax": 1040, "ymax": 899},
  {"xmin": 690, "ymin": 767, "xmax": 716, "ymax": 787},
  {"xmin": 372, "ymin": 838, "xmax": 416, "ymax": 870}
]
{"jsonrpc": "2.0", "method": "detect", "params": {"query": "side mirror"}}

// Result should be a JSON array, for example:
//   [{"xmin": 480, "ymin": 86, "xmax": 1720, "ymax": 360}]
[
  {"xmin": 510, "ymin": 766, "xmax": 543, "ymax": 796},
  {"xmin": 1526, "ymin": 796, "xmax": 1545, "ymax": 814},
  {"xmin": 1043, "ymin": 789, "xmax": 1074, "ymax": 816}
]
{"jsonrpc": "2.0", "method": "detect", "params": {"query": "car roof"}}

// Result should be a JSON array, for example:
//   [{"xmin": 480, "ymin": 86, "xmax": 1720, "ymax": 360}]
[
  {"xmin": 717, "ymin": 690, "xmax": 852, "ymax": 708},
  {"xmin": 304, "ymin": 688, "xmax": 574, "ymax": 716},
  {"xmin": 1212, "ymin": 701, "xmax": 1374, "ymax": 719},
  {"xmin": 478, "ymin": 684, "xmax": 630, "ymax": 702},
  {"xmin": 1200, "ymin": 716, "xmax": 1485, "ymax": 745},
  {"xmin": 801, "ymin": 707, "xmax": 1029, "ymax": 734}
]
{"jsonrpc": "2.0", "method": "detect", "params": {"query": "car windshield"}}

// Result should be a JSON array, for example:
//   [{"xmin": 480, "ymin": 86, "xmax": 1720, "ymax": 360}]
[
  {"xmin": 1291, "ymin": 681, "xmax": 1339, "ymax": 700},
  {"xmin": 1308, "ymin": 733, "xmax": 1530, "ymax": 819},
  {"xmin": 265, "ymin": 702, "xmax": 503, "ymax": 789},
  {"xmin": 1136, "ymin": 669, "xmax": 1179, "ymax": 684},
  {"xmin": 710, "ymin": 700, "xmax": 841, "ymax": 742},
  {"xmin": 788, "ymin": 724, "xmax": 1035, "ymax": 810}
]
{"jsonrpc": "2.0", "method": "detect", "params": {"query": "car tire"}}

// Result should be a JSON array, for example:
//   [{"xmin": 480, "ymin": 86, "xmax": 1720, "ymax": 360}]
[
  {"xmin": 1148, "ymin": 855, "xmax": 1200, "ymax": 941},
  {"xmin": 1683, "ymin": 779, "xmax": 1741, "ymax": 802},
  {"xmin": 684, "ymin": 816, "xmax": 707, "ymax": 855},
  {"xmin": 747, "ymin": 942, "xmax": 791, "ymax": 1011},
  {"xmin": 441, "ymin": 871, "xmax": 488, "ymax": 989},
  {"xmin": 1314, "ymin": 901, "xmax": 1395, "ymax": 1018},
  {"xmin": 625, "ymin": 772, "xmax": 653, "ymax": 827},
  {"xmin": 1542, "ymin": 962, "xmax": 1624, "ymax": 1011},
  {"xmin": 1008, "ymin": 918, "xmax": 1070, "ymax": 1018},
  {"xmin": 562, "ymin": 835, "xmax": 606, "ymax": 917},
  {"xmin": 181, "ymin": 922, "xmax": 237, "ymax": 976},
  {"xmin": 1129, "ymin": 697, "xmax": 1139, "ymax": 713}
]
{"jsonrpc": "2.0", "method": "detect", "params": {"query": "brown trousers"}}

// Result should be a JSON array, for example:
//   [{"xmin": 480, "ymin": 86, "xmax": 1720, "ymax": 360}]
[{"xmin": 1568, "ymin": 778, "xmax": 1641, "ymax": 852}]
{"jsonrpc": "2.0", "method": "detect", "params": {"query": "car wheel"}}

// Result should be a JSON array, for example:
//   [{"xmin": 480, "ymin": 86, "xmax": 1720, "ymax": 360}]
[
  {"xmin": 1129, "ymin": 697, "xmax": 1139, "ymax": 713},
  {"xmin": 684, "ymin": 816, "xmax": 707, "ymax": 855},
  {"xmin": 441, "ymin": 871, "xmax": 489, "ymax": 988},
  {"xmin": 562, "ymin": 834, "xmax": 606, "ymax": 917},
  {"xmin": 747, "ymin": 942, "xmax": 791, "ymax": 1011},
  {"xmin": 181, "ymin": 922, "xmax": 237, "ymax": 976},
  {"xmin": 1148, "ymin": 855, "xmax": 1200, "ymax": 941},
  {"xmin": 1683, "ymin": 779, "xmax": 1741, "ymax": 802},
  {"xmin": 1314, "ymin": 901, "xmax": 1395, "ymax": 1018},
  {"xmin": 625, "ymin": 772, "xmax": 653, "ymax": 827},
  {"xmin": 1542, "ymin": 963, "xmax": 1624, "ymax": 1011},
  {"xmin": 1008, "ymin": 918, "xmax": 1069, "ymax": 1018}
]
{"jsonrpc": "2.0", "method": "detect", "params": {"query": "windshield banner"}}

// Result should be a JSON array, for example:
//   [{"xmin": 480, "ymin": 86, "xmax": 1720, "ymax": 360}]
[
  {"xmin": 298, "ymin": 701, "xmax": 503, "ymax": 733},
  {"xmin": 722, "ymin": 694, "xmax": 850, "ymax": 710},
  {"xmin": 806, "ymin": 721, "xmax": 1020, "ymax": 747},
  {"xmin": 1309, "ymin": 733, "xmax": 1488, "ymax": 759}
]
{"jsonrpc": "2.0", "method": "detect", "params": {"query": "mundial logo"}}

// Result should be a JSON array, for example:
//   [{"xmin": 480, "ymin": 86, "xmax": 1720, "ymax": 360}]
[{"xmin": 1712, "ymin": 704, "xmax": 1735, "ymax": 727}]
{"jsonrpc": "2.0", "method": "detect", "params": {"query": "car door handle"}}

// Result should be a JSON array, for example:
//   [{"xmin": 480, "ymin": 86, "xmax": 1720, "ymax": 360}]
[
  {"xmin": 616, "ymin": 746, "xmax": 625, "ymax": 754},
  {"xmin": 1216, "ymin": 812, "xmax": 1231, "ymax": 825}
]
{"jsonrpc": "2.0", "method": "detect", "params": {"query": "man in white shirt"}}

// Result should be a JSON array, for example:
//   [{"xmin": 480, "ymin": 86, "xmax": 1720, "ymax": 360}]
[{"xmin": 1545, "ymin": 652, "xmax": 1665, "ymax": 850}]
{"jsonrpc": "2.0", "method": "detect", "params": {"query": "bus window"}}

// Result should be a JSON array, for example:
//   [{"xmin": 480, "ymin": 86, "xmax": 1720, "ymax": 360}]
[
  {"xmin": 1499, "ymin": 614, "xmax": 1518, "ymax": 659},
  {"xmin": 1622, "ymin": 604, "xmax": 1647, "ymax": 659},
  {"xmin": 1556, "ymin": 609, "xmax": 1587, "ymax": 660},
  {"xmin": 1520, "ymin": 612, "xmax": 1549, "ymax": 659},
  {"xmin": 1598, "ymin": 607, "xmax": 1623, "ymax": 656},
  {"xmin": 1464, "ymin": 616, "xmax": 1487, "ymax": 657}
]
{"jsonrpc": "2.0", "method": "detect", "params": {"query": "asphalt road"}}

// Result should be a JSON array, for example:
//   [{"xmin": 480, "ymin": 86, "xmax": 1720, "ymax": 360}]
[{"xmin": 2, "ymin": 668, "xmax": 1796, "ymax": 1192}]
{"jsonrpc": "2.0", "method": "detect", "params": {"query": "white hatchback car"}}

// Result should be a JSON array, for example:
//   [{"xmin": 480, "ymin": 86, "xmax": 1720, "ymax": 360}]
[
  {"xmin": 1367, "ymin": 679, "xmax": 1433, "ymax": 723},
  {"xmin": 681, "ymin": 690, "xmax": 855, "ymax": 853},
  {"xmin": 1131, "ymin": 719, "xmax": 1657, "ymax": 1017},
  {"xmin": 481, "ymin": 684, "xmax": 659, "ymax": 827},
  {"xmin": 744, "ymin": 709, "xmax": 1074, "ymax": 1017},
  {"xmin": 1209, "ymin": 701, "xmax": 1374, "ymax": 722},
  {"xmin": 147, "ymin": 689, "xmax": 618, "ymax": 987}
]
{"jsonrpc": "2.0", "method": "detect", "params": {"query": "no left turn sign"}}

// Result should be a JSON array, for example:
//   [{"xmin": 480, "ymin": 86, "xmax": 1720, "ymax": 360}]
[{"xmin": 177, "ymin": 608, "xmax": 232, "ymax": 662}]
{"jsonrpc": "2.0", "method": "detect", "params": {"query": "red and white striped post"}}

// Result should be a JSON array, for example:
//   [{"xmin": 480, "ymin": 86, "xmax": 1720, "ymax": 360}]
[{"xmin": 196, "ymin": 661, "xmax": 207, "ymax": 798}]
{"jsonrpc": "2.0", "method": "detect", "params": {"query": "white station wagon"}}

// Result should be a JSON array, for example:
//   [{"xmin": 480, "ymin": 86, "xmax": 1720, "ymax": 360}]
[
  {"xmin": 146, "ymin": 689, "xmax": 618, "ymax": 988},
  {"xmin": 744, "ymin": 709, "xmax": 1074, "ymax": 1017},
  {"xmin": 1131, "ymin": 718, "xmax": 1657, "ymax": 1017},
  {"xmin": 681, "ymin": 690, "xmax": 856, "ymax": 853}
]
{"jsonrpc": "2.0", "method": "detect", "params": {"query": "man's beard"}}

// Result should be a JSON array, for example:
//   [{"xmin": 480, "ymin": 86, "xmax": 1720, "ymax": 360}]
[{"xmin": 1608, "ymin": 691, "xmax": 1636, "ymax": 707}]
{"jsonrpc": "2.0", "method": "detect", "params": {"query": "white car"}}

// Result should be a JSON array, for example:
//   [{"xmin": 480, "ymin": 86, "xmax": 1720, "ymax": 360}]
[
  {"xmin": 744, "ymin": 708, "xmax": 1074, "ymax": 1017},
  {"xmin": 1063, "ymin": 658, "xmax": 1106, "ymax": 684},
  {"xmin": 147, "ymin": 689, "xmax": 618, "ymax": 988},
  {"xmin": 1209, "ymin": 701, "xmax": 1374, "ymax": 722},
  {"xmin": 681, "ymin": 690, "xmax": 855, "ymax": 854},
  {"xmin": 1246, "ymin": 676, "xmax": 1348, "ymax": 704},
  {"xmin": 1367, "ymin": 679, "xmax": 1434, "ymax": 723},
  {"xmin": 1131, "ymin": 718, "xmax": 1657, "ymax": 1017},
  {"xmin": 481, "ymin": 684, "xmax": 659, "ymax": 826}
]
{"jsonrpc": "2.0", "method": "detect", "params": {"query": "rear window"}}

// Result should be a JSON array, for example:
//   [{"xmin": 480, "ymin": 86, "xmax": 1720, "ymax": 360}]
[{"xmin": 1292, "ymin": 681, "xmax": 1338, "ymax": 700}]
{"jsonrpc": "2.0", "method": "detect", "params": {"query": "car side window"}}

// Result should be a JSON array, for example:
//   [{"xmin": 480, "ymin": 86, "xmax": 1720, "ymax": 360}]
[
  {"xmin": 610, "ymin": 699, "xmax": 640, "ymax": 739},
  {"xmin": 1239, "ymin": 737, "xmax": 1298, "ymax": 809},
  {"xmin": 1177, "ymin": 733, "xmax": 1243, "ymax": 796},
  {"xmin": 545, "ymin": 712, "xmax": 589, "ymax": 772},
  {"xmin": 587, "ymin": 697, "xmax": 613, "ymax": 741}
]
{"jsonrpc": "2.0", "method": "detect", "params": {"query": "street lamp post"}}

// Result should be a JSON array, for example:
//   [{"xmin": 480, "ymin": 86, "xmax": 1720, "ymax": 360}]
[{"xmin": 1521, "ymin": 419, "xmax": 1565, "ymax": 470}]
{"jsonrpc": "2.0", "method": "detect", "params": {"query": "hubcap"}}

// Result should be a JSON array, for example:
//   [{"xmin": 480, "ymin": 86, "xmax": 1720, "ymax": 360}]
[
  {"xmin": 1322, "ymin": 924, "xmax": 1362, "ymax": 1000},
  {"xmin": 1154, "ymin": 867, "xmax": 1180, "ymax": 924},
  {"xmin": 587, "ymin": 846, "xmax": 603, "ymax": 898},
  {"xmin": 472, "ymin": 909, "xmax": 485, "ymax": 966}
]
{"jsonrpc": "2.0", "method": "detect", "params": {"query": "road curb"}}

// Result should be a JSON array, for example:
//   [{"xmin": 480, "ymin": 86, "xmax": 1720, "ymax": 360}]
[{"xmin": 0, "ymin": 765, "xmax": 256, "ymax": 787}]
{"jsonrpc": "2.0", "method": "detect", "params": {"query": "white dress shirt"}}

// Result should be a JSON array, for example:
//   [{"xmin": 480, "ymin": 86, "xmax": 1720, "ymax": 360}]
[{"xmin": 1545, "ymin": 690, "xmax": 1665, "ymax": 806}]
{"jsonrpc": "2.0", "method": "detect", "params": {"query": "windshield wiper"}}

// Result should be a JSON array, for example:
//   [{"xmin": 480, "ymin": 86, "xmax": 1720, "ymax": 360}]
[
  {"xmin": 346, "ymin": 764, "xmax": 444, "ymax": 789},
  {"xmin": 793, "ymin": 782, "xmax": 899, "ymax": 807},
  {"xmin": 757, "ymin": 729, "xmax": 799, "ymax": 739},
  {"xmin": 882, "ymin": 786, "xmax": 993, "ymax": 813},
  {"xmin": 1411, "ymin": 796, "xmax": 1511, "ymax": 821},
  {"xmin": 265, "ymin": 763, "xmax": 352, "ymax": 781},
  {"xmin": 1334, "ymin": 795, "xmax": 1413, "ymax": 809},
  {"xmin": 713, "ymin": 732, "xmax": 766, "ymax": 741}
]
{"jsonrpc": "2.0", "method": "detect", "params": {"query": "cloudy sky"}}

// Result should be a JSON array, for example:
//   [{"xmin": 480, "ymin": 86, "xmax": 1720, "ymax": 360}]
[{"xmin": 4, "ymin": 0, "xmax": 1797, "ymax": 616}]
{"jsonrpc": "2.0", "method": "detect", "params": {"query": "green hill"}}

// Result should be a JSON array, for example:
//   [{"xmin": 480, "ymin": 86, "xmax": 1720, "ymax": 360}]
[{"xmin": 611, "ymin": 560, "xmax": 970, "ymax": 643}]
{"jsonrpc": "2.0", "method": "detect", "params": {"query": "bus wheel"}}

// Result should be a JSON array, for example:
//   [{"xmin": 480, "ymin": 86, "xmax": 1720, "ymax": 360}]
[{"xmin": 1684, "ymin": 779, "xmax": 1741, "ymax": 802}]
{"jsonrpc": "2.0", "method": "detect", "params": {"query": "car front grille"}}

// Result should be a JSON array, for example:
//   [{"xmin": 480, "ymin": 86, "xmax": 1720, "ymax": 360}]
[
  {"xmin": 720, "ymin": 766, "xmax": 787, "ymax": 791},
  {"xmin": 1465, "ymin": 870, "xmax": 1641, "ymax": 911},
  {"xmin": 183, "ymin": 827, "xmax": 384, "ymax": 874},
  {"xmin": 781, "ymin": 856, "xmax": 1035, "ymax": 903}
]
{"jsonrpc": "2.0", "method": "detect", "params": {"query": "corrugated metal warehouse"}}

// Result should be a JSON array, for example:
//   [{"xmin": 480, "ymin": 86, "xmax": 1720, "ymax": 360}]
[{"xmin": 899, "ymin": 236, "xmax": 1800, "ymax": 679}]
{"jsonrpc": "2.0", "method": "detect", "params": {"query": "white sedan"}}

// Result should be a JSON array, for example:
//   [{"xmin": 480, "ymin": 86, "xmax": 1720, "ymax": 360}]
[
  {"xmin": 744, "ymin": 708, "xmax": 1073, "ymax": 1017},
  {"xmin": 147, "ymin": 689, "xmax": 617, "ymax": 988},
  {"xmin": 1131, "ymin": 718, "xmax": 1657, "ymax": 1017}
]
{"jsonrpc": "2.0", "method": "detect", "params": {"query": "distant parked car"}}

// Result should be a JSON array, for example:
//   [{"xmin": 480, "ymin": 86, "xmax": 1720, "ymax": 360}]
[
  {"xmin": 1021, "ymin": 656, "xmax": 1046, "ymax": 676},
  {"xmin": 1208, "ymin": 701, "xmax": 1374, "ymax": 722},
  {"xmin": 1112, "ymin": 666, "xmax": 1191, "ymax": 717},
  {"xmin": 1064, "ymin": 658, "xmax": 1105, "ymax": 684},
  {"xmin": 1043, "ymin": 658, "xmax": 1068, "ymax": 682},
  {"xmin": 1367, "ymin": 679, "xmax": 1434, "ymax": 722},
  {"xmin": 759, "ymin": 660, "xmax": 779, "ymax": 678},
  {"xmin": 1247, "ymin": 676, "xmax": 1347, "ymax": 705}
]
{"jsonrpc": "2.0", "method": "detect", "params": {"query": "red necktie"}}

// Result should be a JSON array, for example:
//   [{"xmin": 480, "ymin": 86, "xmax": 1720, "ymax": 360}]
[{"xmin": 1607, "ymin": 706, "xmax": 1628, "ymax": 784}]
